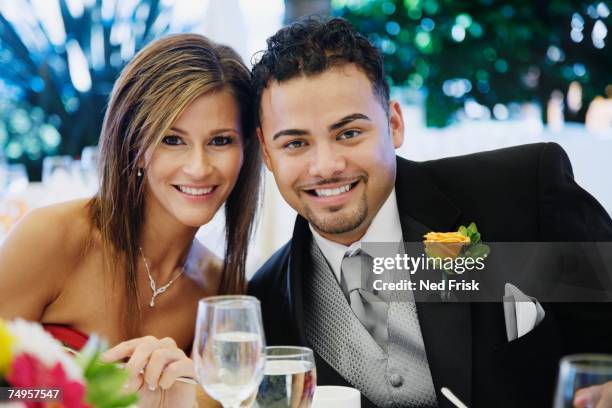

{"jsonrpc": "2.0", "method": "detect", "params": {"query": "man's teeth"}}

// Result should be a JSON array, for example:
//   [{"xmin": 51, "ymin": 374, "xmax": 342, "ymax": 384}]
[
  {"xmin": 314, "ymin": 183, "xmax": 352, "ymax": 197},
  {"xmin": 178, "ymin": 186, "xmax": 213, "ymax": 196}
]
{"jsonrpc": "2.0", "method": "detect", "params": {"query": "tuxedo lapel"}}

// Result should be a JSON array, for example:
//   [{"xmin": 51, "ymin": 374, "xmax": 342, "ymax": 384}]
[
  {"xmin": 395, "ymin": 157, "xmax": 473, "ymax": 407},
  {"xmin": 288, "ymin": 217, "xmax": 370, "ymax": 392},
  {"xmin": 288, "ymin": 215, "xmax": 312, "ymax": 346}
]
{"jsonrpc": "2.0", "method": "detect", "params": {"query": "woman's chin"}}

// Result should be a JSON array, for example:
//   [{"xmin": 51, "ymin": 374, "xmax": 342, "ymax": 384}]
[{"xmin": 165, "ymin": 209, "xmax": 214, "ymax": 229}]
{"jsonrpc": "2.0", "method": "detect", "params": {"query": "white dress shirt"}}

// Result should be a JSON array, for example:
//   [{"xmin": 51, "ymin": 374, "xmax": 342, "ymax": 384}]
[{"xmin": 310, "ymin": 188, "xmax": 403, "ymax": 283}]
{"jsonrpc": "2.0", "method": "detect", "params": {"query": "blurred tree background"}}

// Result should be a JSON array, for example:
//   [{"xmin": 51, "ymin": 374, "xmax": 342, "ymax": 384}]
[
  {"xmin": 0, "ymin": 0, "xmax": 610, "ymax": 180},
  {"xmin": 0, "ymin": 0, "xmax": 196, "ymax": 180},
  {"xmin": 333, "ymin": 0, "xmax": 611, "ymax": 127}
]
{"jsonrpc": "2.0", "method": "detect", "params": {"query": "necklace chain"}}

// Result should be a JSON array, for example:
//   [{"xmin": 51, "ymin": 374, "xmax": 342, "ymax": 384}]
[{"xmin": 139, "ymin": 246, "xmax": 187, "ymax": 308}]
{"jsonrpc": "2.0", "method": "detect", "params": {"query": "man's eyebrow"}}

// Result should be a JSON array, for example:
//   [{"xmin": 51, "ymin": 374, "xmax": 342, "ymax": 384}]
[
  {"xmin": 328, "ymin": 113, "xmax": 372, "ymax": 131},
  {"xmin": 272, "ymin": 129, "xmax": 309, "ymax": 141},
  {"xmin": 270, "ymin": 113, "xmax": 371, "ymax": 141}
]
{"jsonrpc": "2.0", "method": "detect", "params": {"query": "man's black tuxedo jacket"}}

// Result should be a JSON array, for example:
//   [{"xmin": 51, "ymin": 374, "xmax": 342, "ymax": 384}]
[{"xmin": 248, "ymin": 143, "xmax": 612, "ymax": 408}]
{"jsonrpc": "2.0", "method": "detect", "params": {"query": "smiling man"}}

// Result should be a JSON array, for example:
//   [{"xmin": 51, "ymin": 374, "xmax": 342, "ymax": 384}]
[
  {"xmin": 259, "ymin": 62, "xmax": 402, "ymax": 245},
  {"xmin": 248, "ymin": 17, "xmax": 612, "ymax": 408}
]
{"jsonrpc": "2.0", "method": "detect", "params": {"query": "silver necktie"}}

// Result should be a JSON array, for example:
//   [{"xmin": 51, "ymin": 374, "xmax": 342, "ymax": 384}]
[{"xmin": 340, "ymin": 250, "xmax": 389, "ymax": 351}]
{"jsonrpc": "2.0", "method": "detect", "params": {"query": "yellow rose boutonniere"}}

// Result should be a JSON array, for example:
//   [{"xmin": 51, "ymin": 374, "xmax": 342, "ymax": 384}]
[
  {"xmin": 423, "ymin": 231, "xmax": 471, "ymax": 259},
  {"xmin": 423, "ymin": 222, "xmax": 491, "ymax": 270}
]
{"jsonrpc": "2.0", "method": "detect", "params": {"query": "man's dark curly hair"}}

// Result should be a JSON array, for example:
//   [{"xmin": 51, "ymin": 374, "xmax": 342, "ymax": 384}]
[{"xmin": 251, "ymin": 17, "xmax": 390, "ymax": 126}]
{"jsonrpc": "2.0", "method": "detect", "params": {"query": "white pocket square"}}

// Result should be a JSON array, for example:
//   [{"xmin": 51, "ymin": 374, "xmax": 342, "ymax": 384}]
[{"xmin": 503, "ymin": 283, "xmax": 546, "ymax": 341}]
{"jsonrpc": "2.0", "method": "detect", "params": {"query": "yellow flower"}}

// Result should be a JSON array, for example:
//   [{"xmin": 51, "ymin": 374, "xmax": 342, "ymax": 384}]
[
  {"xmin": 0, "ymin": 319, "xmax": 16, "ymax": 375},
  {"xmin": 423, "ymin": 232, "xmax": 470, "ymax": 259},
  {"xmin": 423, "ymin": 231, "xmax": 471, "ymax": 243}
]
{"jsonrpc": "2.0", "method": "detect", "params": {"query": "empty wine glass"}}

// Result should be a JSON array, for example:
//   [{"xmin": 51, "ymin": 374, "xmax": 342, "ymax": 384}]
[
  {"xmin": 4, "ymin": 164, "xmax": 29, "ymax": 196},
  {"xmin": 80, "ymin": 146, "xmax": 99, "ymax": 194},
  {"xmin": 42, "ymin": 155, "xmax": 75, "ymax": 203},
  {"xmin": 193, "ymin": 295, "xmax": 266, "ymax": 408},
  {"xmin": 42, "ymin": 155, "xmax": 73, "ymax": 188}
]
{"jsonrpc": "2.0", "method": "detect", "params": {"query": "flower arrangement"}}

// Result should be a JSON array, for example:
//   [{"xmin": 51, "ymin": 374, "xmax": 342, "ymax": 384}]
[{"xmin": 0, "ymin": 318, "xmax": 137, "ymax": 408}]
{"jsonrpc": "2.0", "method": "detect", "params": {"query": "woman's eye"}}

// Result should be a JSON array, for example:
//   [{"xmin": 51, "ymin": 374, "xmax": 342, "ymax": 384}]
[
  {"xmin": 209, "ymin": 136, "xmax": 233, "ymax": 146},
  {"xmin": 162, "ymin": 135, "xmax": 184, "ymax": 146},
  {"xmin": 284, "ymin": 140, "xmax": 306, "ymax": 150},
  {"xmin": 337, "ymin": 129, "xmax": 361, "ymax": 140}
]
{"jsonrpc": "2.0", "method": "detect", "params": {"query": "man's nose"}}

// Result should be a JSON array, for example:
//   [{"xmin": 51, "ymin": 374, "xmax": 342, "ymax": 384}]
[{"xmin": 308, "ymin": 142, "xmax": 346, "ymax": 179}]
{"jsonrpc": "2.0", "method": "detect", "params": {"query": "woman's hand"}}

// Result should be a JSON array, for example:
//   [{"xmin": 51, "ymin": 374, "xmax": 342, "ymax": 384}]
[{"xmin": 101, "ymin": 336, "xmax": 197, "ymax": 408}]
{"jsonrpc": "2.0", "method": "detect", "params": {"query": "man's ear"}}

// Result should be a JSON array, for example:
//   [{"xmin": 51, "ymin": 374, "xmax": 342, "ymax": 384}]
[
  {"xmin": 388, "ymin": 100, "xmax": 405, "ymax": 149},
  {"xmin": 257, "ymin": 127, "xmax": 273, "ymax": 171}
]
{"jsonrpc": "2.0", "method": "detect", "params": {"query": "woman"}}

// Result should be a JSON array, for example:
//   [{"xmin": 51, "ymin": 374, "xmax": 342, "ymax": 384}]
[{"xmin": 0, "ymin": 34, "xmax": 261, "ymax": 406}]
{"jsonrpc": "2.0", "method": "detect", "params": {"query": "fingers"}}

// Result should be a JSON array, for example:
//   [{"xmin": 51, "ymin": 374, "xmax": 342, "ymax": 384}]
[
  {"xmin": 574, "ymin": 384, "xmax": 603, "ymax": 408},
  {"xmin": 143, "ymin": 347, "xmax": 190, "ymax": 390},
  {"xmin": 158, "ymin": 358, "xmax": 195, "ymax": 390},
  {"xmin": 100, "ymin": 335, "xmax": 192, "ymax": 393},
  {"xmin": 101, "ymin": 335, "xmax": 166, "ymax": 362},
  {"xmin": 125, "ymin": 342, "xmax": 158, "ymax": 391}
]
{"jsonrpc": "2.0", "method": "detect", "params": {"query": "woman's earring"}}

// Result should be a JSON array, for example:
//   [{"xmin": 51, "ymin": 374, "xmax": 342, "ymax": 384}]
[{"xmin": 137, "ymin": 168, "xmax": 143, "ymax": 178}]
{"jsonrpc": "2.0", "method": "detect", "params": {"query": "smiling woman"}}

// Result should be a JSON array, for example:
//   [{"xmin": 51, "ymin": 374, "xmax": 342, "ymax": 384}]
[{"xmin": 0, "ymin": 34, "xmax": 261, "ymax": 408}]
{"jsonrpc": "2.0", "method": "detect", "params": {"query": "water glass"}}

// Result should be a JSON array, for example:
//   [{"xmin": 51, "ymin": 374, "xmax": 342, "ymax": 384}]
[
  {"xmin": 42, "ymin": 155, "xmax": 74, "ymax": 188},
  {"xmin": 4, "ymin": 164, "xmax": 29, "ymax": 196},
  {"xmin": 193, "ymin": 295, "xmax": 266, "ymax": 408},
  {"xmin": 554, "ymin": 354, "xmax": 612, "ymax": 408},
  {"xmin": 80, "ymin": 146, "xmax": 99, "ymax": 194},
  {"xmin": 254, "ymin": 346, "xmax": 316, "ymax": 408}
]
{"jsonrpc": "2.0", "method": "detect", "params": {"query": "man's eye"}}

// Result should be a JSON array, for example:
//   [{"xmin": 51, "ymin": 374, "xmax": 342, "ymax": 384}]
[
  {"xmin": 284, "ymin": 140, "xmax": 306, "ymax": 149},
  {"xmin": 209, "ymin": 136, "xmax": 233, "ymax": 146},
  {"xmin": 337, "ymin": 129, "xmax": 361, "ymax": 140},
  {"xmin": 162, "ymin": 135, "xmax": 184, "ymax": 146}
]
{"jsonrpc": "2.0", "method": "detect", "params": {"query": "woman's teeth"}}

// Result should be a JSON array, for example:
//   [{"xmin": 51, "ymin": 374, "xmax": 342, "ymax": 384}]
[{"xmin": 178, "ymin": 186, "xmax": 213, "ymax": 196}]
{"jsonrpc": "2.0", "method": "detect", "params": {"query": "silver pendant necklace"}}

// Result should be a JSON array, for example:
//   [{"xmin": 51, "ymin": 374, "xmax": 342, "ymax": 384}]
[{"xmin": 139, "ymin": 247, "xmax": 187, "ymax": 307}]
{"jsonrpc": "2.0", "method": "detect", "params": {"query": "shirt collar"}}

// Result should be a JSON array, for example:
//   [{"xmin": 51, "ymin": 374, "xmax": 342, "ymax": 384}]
[{"xmin": 310, "ymin": 188, "xmax": 403, "ymax": 283}]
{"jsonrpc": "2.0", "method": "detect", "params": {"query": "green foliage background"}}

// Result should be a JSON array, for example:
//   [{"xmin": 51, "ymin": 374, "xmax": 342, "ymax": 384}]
[
  {"xmin": 333, "ymin": 0, "xmax": 611, "ymax": 126},
  {"xmin": 0, "ymin": 0, "xmax": 188, "ymax": 180}
]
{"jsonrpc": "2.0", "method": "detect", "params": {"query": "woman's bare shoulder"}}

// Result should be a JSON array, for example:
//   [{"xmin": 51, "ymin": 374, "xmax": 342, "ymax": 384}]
[
  {"xmin": 0, "ymin": 199, "xmax": 96, "ymax": 268},
  {"xmin": 19, "ymin": 199, "xmax": 93, "ymax": 250},
  {"xmin": 0, "ymin": 199, "xmax": 96, "ymax": 319}
]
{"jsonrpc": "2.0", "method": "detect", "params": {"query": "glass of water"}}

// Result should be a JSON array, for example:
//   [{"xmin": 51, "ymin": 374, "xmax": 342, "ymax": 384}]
[
  {"xmin": 554, "ymin": 354, "xmax": 612, "ymax": 408},
  {"xmin": 193, "ymin": 295, "xmax": 266, "ymax": 408},
  {"xmin": 3, "ymin": 164, "xmax": 29, "ymax": 196},
  {"xmin": 254, "ymin": 346, "xmax": 317, "ymax": 408},
  {"xmin": 42, "ymin": 155, "xmax": 73, "ymax": 187}
]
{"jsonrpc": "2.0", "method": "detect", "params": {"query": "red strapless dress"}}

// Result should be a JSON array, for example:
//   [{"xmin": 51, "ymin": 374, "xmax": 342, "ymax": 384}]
[{"xmin": 43, "ymin": 324, "xmax": 89, "ymax": 352}]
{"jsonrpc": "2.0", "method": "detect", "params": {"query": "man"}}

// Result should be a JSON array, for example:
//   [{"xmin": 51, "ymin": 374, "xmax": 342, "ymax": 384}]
[{"xmin": 248, "ymin": 17, "xmax": 612, "ymax": 407}]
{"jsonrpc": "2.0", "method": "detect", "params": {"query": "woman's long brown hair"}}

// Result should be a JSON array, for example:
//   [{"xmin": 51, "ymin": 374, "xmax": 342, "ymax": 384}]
[{"xmin": 87, "ymin": 34, "xmax": 261, "ymax": 338}]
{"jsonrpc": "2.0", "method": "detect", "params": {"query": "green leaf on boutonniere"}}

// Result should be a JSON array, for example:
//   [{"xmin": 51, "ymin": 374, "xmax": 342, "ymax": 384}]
[
  {"xmin": 470, "ymin": 232, "xmax": 481, "ymax": 244},
  {"xmin": 457, "ymin": 222, "xmax": 490, "ymax": 260},
  {"xmin": 467, "ymin": 222, "xmax": 478, "ymax": 236}
]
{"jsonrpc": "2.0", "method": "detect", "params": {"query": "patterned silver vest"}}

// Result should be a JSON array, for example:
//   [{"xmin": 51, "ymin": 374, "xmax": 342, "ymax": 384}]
[{"xmin": 304, "ymin": 241, "xmax": 438, "ymax": 407}]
